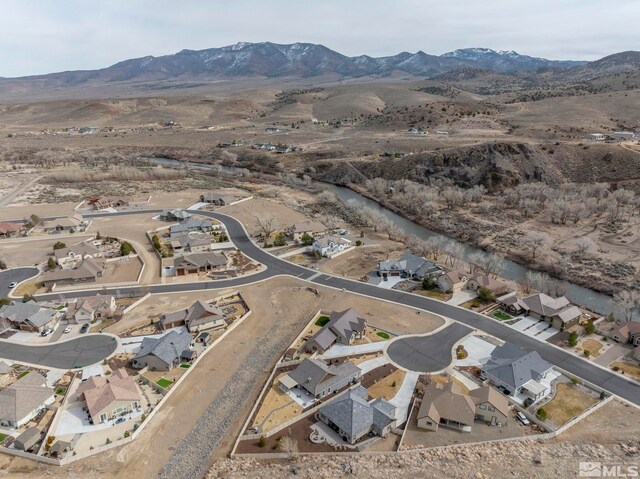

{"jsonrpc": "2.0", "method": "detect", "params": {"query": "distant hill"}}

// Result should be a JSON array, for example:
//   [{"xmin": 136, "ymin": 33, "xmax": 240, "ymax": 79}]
[
  {"xmin": 556, "ymin": 51, "xmax": 640, "ymax": 81},
  {"xmin": 441, "ymin": 48, "xmax": 584, "ymax": 72}
]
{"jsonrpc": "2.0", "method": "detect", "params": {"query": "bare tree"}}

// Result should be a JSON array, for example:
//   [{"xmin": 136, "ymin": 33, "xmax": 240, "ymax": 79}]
[
  {"xmin": 614, "ymin": 290, "xmax": 640, "ymax": 322},
  {"xmin": 279, "ymin": 436, "xmax": 299, "ymax": 454},
  {"xmin": 254, "ymin": 216, "xmax": 278, "ymax": 241},
  {"xmin": 524, "ymin": 232, "xmax": 549, "ymax": 260},
  {"xmin": 574, "ymin": 237, "xmax": 595, "ymax": 258}
]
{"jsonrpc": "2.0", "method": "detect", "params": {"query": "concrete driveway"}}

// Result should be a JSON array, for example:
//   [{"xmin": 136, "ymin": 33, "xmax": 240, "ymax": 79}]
[
  {"xmin": 594, "ymin": 343, "xmax": 633, "ymax": 366},
  {"xmin": 456, "ymin": 335, "xmax": 497, "ymax": 367},
  {"xmin": 385, "ymin": 323, "xmax": 473, "ymax": 373},
  {"xmin": 388, "ymin": 370, "xmax": 419, "ymax": 425}
]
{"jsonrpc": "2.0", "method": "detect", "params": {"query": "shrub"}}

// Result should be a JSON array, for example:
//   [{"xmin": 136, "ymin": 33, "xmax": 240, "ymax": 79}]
[
  {"xmin": 300, "ymin": 232, "xmax": 314, "ymax": 246},
  {"xmin": 258, "ymin": 436, "xmax": 266, "ymax": 448},
  {"xmin": 571, "ymin": 377, "xmax": 580, "ymax": 385},
  {"xmin": 584, "ymin": 349, "xmax": 591, "ymax": 358},
  {"xmin": 124, "ymin": 431, "xmax": 130, "ymax": 438},
  {"xmin": 53, "ymin": 241, "xmax": 66, "ymax": 250},
  {"xmin": 120, "ymin": 241, "xmax": 134, "ymax": 256},
  {"xmin": 477, "ymin": 287, "xmax": 493, "ymax": 302},
  {"xmin": 273, "ymin": 232, "xmax": 287, "ymax": 247},
  {"xmin": 568, "ymin": 331, "xmax": 579, "ymax": 347},
  {"xmin": 105, "ymin": 438, "xmax": 111, "ymax": 445},
  {"xmin": 47, "ymin": 257, "xmax": 57, "ymax": 270},
  {"xmin": 0, "ymin": 298, "xmax": 10, "ymax": 306},
  {"xmin": 22, "ymin": 294, "xmax": 35, "ymax": 303},
  {"xmin": 422, "ymin": 277, "xmax": 436, "ymax": 290},
  {"xmin": 537, "ymin": 408, "xmax": 548, "ymax": 421},
  {"xmin": 355, "ymin": 240, "xmax": 362, "ymax": 246},
  {"xmin": 585, "ymin": 321, "xmax": 596, "ymax": 335}
]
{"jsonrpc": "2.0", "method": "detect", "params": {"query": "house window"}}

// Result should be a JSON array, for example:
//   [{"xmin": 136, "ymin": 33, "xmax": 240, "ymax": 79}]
[
  {"xmin": 488, "ymin": 406, "xmax": 495, "ymax": 412},
  {"xmin": 479, "ymin": 404, "xmax": 486, "ymax": 410},
  {"xmin": 100, "ymin": 413, "xmax": 108, "ymax": 423}
]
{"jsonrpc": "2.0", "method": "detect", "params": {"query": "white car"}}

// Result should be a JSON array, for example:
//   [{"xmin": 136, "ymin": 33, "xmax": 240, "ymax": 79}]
[
  {"xmin": 8, "ymin": 282, "xmax": 17, "ymax": 288},
  {"xmin": 63, "ymin": 326, "xmax": 72, "ymax": 333},
  {"xmin": 40, "ymin": 328, "xmax": 54, "ymax": 337},
  {"xmin": 516, "ymin": 411, "xmax": 530, "ymax": 426}
]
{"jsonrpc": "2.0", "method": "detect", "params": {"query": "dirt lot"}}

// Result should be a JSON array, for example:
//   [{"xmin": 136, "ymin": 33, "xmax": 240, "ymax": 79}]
[
  {"xmin": 0, "ymin": 234, "xmax": 92, "ymax": 268},
  {"xmin": 543, "ymin": 382, "xmax": 599, "ymax": 426},
  {"xmin": 219, "ymin": 197, "xmax": 312, "ymax": 236},
  {"xmin": 317, "ymin": 238, "xmax": 405, "ymax": 279},
  {"xmin": 611, "ymin": 361, "xmax": 640, "ymax": 380}
]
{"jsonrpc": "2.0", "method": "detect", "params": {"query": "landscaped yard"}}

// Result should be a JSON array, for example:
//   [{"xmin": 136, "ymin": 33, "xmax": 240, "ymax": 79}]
[
  {"xmin": 17, "ymin": 371, "xmax": 30, "ymax": 379},
  {"xmin": 55, "ymin": 387, "xmax": 67, "ymax": 395},
  {"xmin": 377, "ymin": 331, "xmax": 390, "ymax": 340},
  {"xmin": 0, "ymin": 433, "xmax": 8, "ymax": 444},
  {"xmin": 315, "ymin": 316, "xmax": 330, "ymax": 327},
  {"xmin": 611, "ymin": 361, "xmax": 640, "ymax": 380},
  {"xmin": 543, "ymin": 382, "xmax": 598, "ymax": 426},
  {"xmin": 90, "ymin": 318, "xmax": 118, "ymax": 333},
  {"xmin": 367, "ymin": 369, "xmax": 405, "ymax": 401},
  {"xmin": 493, "ymin": 311, "xmax": 512, "ymax": 321},
  {"xmin": 417, "ymin": 289, "xmax": 451, "ymax": 301},
  {"xmin": 581, "ymin": 339, "xmax": 603, "ymax": 357},
  {"xmin": 179, "ymin": 363, "xmax": 191, "ymax": 369},
  {"xmin": 156, "ymin": 378, "xmax": 173, "ymax": 389}
]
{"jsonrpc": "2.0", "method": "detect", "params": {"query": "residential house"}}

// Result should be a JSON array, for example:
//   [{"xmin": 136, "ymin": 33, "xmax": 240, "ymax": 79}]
[
  {"xmin": 54, "ymin": 241, "xmax": 103, "ymax": 269},
  {"xmin": 609, "ymin": 131, "xmax": 635, "ymax": 141},
  {"xmin": 417, "ymin": 382, "xmax": 509, "ymax": 432},
  {"xmin": 466, "ymin": 273, "xmax": 509, "ymax": 296},
  {"xmin": 0, "ymin": 302, "xmax": 59, "ymax": 332},
  {"xmin": 278, "ymin": 358, "xmax": 361, "ymax": 400},
  {"xmin": 611, "ymin": 321, "xmax": 640, "ymax": 346},
  {"xmin": 200, "ymin": 190, "xmax": 245, "ymax": 206},
  {"xmin": 0, "ymin": 372, "xmax": 55, "ymax": 428},
  {"xmin": 170, "ymin": 233, "xmax": 213, "ymax": 254},
  {"xmin": 41, "ymin": 257, "xmax": 106, "ymax": 288},
  {"xmin": 408, "ymin": 127, "xmax": 426, "ymax": 135},
  {"xmin": 497, "ymin": 292, "xmax": 582, "ymax": 330},
  {"xmin": 132, "ymin": 331, "xmax": 194, "ymax": 370},
  {"xmin": 160, "ymin": 300, "xmax": 227, "ymax": 333},
  {"xmin": 436, "ymin": 269, "xmax": 468, "ymax": 293},
  {"xmin": 66, "ymin": 295, "xmax": 117, "ymax": 324},
  {"xmin": 169, "ymin": 218, "xmax": 214, "ymax": 238},
  {"xmin": 173, "ymin": 252, "xmax": 228, "ymax": 276},
  {"xmin": 312, "ymin": 236, "xmax": 352, "ymax": 257},
  {"xmin": 159, "ymin": 209, "xmax": 191, "ymax": 222},
  {"xmin": 481, "ymin": 343, "xmax": 554, "ymax": 401},
  {"xmin": 588, "ymin": 133, "xmax": 606, "ymax": 142},
  {"xmin": 305, "ymin": 309, "xmax": 367, "ymax": 354},
  {"xmin": 42, "ymin": 214, "xmax": 85, "ymax": 233},
  {"xmin": 377, "ymin": 252, "xmax": 443, "ymax": 280},
  {"xmin": 286, "ymin": 220, "xmax": 329, "ymax": 243},
  {"xmin": 75, "ymin": 369, "xmax": 142, "ymax": 424},
  {"xmin": 0, "ymin": 222, "xmax": 23, "ymax": 238},
  {"xmin": 88, "ymin": 197, "xmax": 129, "ymax": 211},
  {"xmin": 316, "ymin": 386, "xmax": 396, "ymax": 445},
  {"xmin": 13, "ymin": 427, "xmax": 41, "ymax": 452}
]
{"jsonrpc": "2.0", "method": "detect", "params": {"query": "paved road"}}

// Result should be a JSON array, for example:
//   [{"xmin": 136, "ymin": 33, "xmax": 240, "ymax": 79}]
[
  {"xmin": 385, "ymin": 323, "xmax": 473, "ymax": 373},
  {"xmin": 0, "ymin": 334, "xmax": 118, "ymax": 369},
  {"xmin": 33, "ymin": 209, "xmax": 640, "ymax": 406},
  {"xmin": 0, "ymin": 267, "xmax": 39, "ymax": 296}
]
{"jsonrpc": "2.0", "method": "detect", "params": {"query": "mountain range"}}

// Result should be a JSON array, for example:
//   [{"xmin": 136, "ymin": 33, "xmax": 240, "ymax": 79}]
[{"xmin": 3, "ymin": 42, "xmax": 640, "ymax": 95}]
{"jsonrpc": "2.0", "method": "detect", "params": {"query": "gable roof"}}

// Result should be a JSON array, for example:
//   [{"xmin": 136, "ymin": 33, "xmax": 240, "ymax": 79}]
[
  {"xmin": 0, "ymin": 372, "xmax": 53, "ymax": 423},
  {"xmin": 308, "ymin": 309, "xmax": 366, "ymax": 351},
  {"xmin": 0, "ymin": 302, "xmax": 57, "ymax": 328},
  {"xmin": 41, "ymin": 257, "xmax": 106, "ymax": 283},
  {"xmin": 417, "ymin": 382, "xmax": 476, "ymax": 426},
  {"xmin": 483, "ymin": 343, "xmax": 553, "ymax": 390},
  {"xmin": 54, "ymin": 241, "xmax": 101, "ymax": 260},
  {"xmin": 468, "ymin": 385, "xmax": 511, "ymax": 418},
  {"xmin": 612, "ymin": 321, "xmax": 640, "ymax": 339},
  {"xmin": 69, "ymin": 294, "xmax": 115, "ymax": 317},
  {"xmin": 287, "ymin": 358, "xmax": 361, "ymax": 396},
  {"xmin": 160, "ymin": 300, "xmax": 225, "ymax": 328},
  {"xmin": 134, "ymin": 331, "xmax": 192, "ymax": 366},
  {"xmin": 0, "ymin": 222, "xmax": 22, "ymax": 234},
  {"xmin": 174, "ymin": 252, "xmax": 227, "ymax": 269},
  {"xmin": 378, "ymin": 252, "xmax": 441, "ymax": 277},
  {"xmin": 80, "ymin": 369, "xmax": 141, "ymax": 419}
]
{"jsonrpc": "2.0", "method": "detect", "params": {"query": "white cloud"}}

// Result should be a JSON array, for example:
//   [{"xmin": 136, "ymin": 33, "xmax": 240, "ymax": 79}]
[{"xmin": 0, "ymin": 0, "xmax": 638, "ymax": 77}]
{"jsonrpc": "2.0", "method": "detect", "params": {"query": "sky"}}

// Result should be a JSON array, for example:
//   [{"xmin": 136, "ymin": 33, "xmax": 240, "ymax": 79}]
[{"xmin": 1, "ymin": 0, "xmax": 639, "ymax": 77}]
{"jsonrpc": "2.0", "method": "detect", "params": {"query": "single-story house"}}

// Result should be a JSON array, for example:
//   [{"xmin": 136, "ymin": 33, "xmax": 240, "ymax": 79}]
[
  {"xmin": 132, "ymin": 331, "xmax": 194, "ymax": 370},
  {"xmin": 88, "ymin": 197, "xmax": 129, "ymax": 210},
  {"xmin": 588, "ymin": 133, "xmax": 606, "ymax": 142},
  {"xmin": 316, "ymin": 386, "xmax": 396, "ymax": 445},
  {"xmin": 417, "ymin": 382, "xmax": 509, "ymax": 432},
  {"xmin": 41, "ymin": 257, "xmax": 106, "ymax": 288},
  {"xmin": 437, "ymin": 269, "xmax": 468, "ymax": 293},
  {"xmin": 13, "ymin": 427, "xmax": 41, "ymax": 452},
  {"xmin": 0, "ymin": 372, "xmax": 55, "ymax": 428},
  {"xmin": 160, "ymin": 209, "xmax": 191, "ymax": 222},
  {"xmin": 279, "ymin": 358, "xmax": 361, "ymax": 400},
  {"xmin": 173, "ymin": 252, "xmax": 227, "ymax": 276},
  {"xmin": 611, "ymin": 321, "xmax": 640, "ymax": 346},
  {"xmin": 54, "ymin": 241, "xmax": 103, "ymax": 269},
  {"xmin": 466, "ymin": 273, "xmax": 509, "ymax": 296},
  {"xmin": 170, "ymin": 234, "xmax": 213, "ymax": 254},
  {"xmin": 377, "ymin": 252, "xmax": 443, "ymax": 280},
  {"xmin": 481, "ymin": 343, "xmax": 554, "ymax": 401},
  {"xmin": 160, "ymin": 300, "xmax": 227, "ymax": 333},
  {"xmin": 42, "ymin": 214, "xmax": 84, "ymax": 233},
  {"xmin": 76, "ymin": 369, "xmax": 142, "ymax": 424},
  {"xmin": 312, "ymin": 236, "xmax": 352, "ymax": 257},
  {"xmin": 497, "ymin": 292, "xmax": 582, "ymax": 330},
  {"xmin": 286, "ymin": 220, "xmax": 329, "ymax": 243},
  {"xmin": 66, "ymin": 294, "xmax": 117, "ymax": 323},
  {"xmin": 0, "ymin": 302, "xmax": 59, "ymax": 332},
  {"xmin": 0, "ymin": 222, "xmax": 23, "ymax": 238},
  {"xmin": 305, "ymin": 309, "xmax": 366, "ymax": 354},
  {"xmin": 200, "ymin": 191, "xmax": 243, "ymax": 206},
  {"xmin": 169, "ymin": 218, "xmax": 213, "ymax": 237}
]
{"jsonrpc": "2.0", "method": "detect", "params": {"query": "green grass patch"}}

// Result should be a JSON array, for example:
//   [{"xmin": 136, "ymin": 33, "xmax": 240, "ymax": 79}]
[
  {"xmin": 179, "ymin": 363, "xmax": 191, "ymax": 369},
  {"xmin": 493, "ymin": 311, "xmax": 512, "ymax": 321},
  {"xmin": 0, "ymin": 433, "xmax": 8, "ymax": 443},
  {"xmin": 17, "ymin": 371, "xmax": 30, "ymax": 379},
  {"xmin": 376, "ymin": 331, "xmax": 391, "ymax": 340},
  {"xmin": 315, "ymin": 316, "xmax": 330, "ymax": 327},
  {"xmin": 55, "ymin": 387, "xmax": 67, "ymax": 395},
  {"xmin": 55, "ymin": 305, "xmax": 65, "ymax": 310},
  {"xmin": 156, "ymin": 378, "xmax": 172, "ymax": 389}
]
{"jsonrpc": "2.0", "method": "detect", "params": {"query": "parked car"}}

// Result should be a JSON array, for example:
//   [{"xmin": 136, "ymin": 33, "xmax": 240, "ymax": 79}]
[
  {"xmin": 8, "ymin": 282, "xmax": 17, "ymax": 288},
  {"xmin": 115, "ymin": 417, "xmax": 126, "ymax": 424},
  {"xmin": 80, "ymin": 323, "xmax": 89, "ymax": 334},
  {"xmin": 40, "ymin": 328, "xmax": 54, "ymax": 337},
  {"xmin": 63, "ymin": 326, "xmax": 72, "ymax": 333},
  {"xmin": 516, "ymin": 412, "xmax": 530, "ymax": 426}
]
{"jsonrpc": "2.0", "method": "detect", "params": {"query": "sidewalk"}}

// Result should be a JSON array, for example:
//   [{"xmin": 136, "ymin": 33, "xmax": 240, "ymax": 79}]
[{"xmin": 388, "ymin": 370, "xmax": 419, "ymax": 426}]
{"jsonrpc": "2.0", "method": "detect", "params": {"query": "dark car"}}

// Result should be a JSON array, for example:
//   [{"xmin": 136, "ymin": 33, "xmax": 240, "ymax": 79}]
[{"xmin": 80, "ymin": 323, "xmax": 89, "ymax": 333}]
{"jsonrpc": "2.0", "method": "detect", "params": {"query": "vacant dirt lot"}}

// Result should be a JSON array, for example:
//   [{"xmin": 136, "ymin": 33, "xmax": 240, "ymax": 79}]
[
  {"xmin": 0, "ymin": 234, "xmax": 93, "ymax": 268},
  {"xmin": 544, "ymin": 382, "xmax": 599, "ymax": 426},
  {"xmin": 220, "ymin": 197, "xmax": 312, "ymax": 236}
]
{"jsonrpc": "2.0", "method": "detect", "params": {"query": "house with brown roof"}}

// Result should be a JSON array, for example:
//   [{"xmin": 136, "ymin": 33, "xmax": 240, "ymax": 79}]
[
  {"xmin": 497, "ymin": 292, "xmax": 582, "ymax": 330},
  {"xmin": 436, "ymin": 269, "xmax": 468, "ymax": 293},
  {"xmin": 160, "ymin": 300, "xmax": 228, "ymax": 333},
  {"xmin": 611, "ymin": 321, "xmax": 640, "ymax": 346},
  {"xmin": 417, "ymin": 382, "xmax": 509, "ymax": 432},
  {"xmin": 67, "ymin": 295, "xmax": 117, "ymax": 323},
  {"xmin": 286, "ymin": 220, "xmax": 329, "ymax": 243},
  {"xmin": 88, "ymin": 197, "xmax": 129, "ymax": 211},
  {"xmin": 75, "ymin": 369, "xmax": 142, "ymax": 424},
  {"xmin": 42, "ymin": 214, "xmax": 85, "ymax": 233},
  {"xmin": 0, "ymin": 372, "xmax": 55, "ymax": 428},
  {"xmin": 54, "ymin": 241, "xmax": 103, "ymax": 269},
  {"xmin": 41, "ymin": 257, "xmax": 106, "ymax": 288},
  {"xmin": 305, "ymin": 309, "xmax": 367, "ymax": 354},
  {"xmin": 0, "ymin": 302, "xmax": 59, "ymax": 332},
  {"xmin": 0, "ymin": 222, "xmax": 23, "ymax": 238},
  {"xmin": 173, "ymin": 252, "xmax": 228, "ymax": 276},
  {"xmin": 466, "ymin": 273, "xmax": 509, "ymax": 296}
]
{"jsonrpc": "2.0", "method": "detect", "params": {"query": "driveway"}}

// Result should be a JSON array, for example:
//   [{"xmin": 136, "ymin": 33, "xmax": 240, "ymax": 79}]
[
  {"xmin": 0, "ymin": 334, "xmax": 118, "ymax": 369},
  {"xmin": 511, "ymin": 316, "xmax": 560, "ymax": 341},
  {"xmin": 0, "ymin": 267, "xmax": 39, "ymax": 293},
  {"xmin": 320, "ymin": 341, "xmax": 386, "ymax": 359},
  {"xmin": 385, "ymin": 323, "xmax": 473, "ymax": 373},
  {"xmin": 447, "ymin": 289, "xmax": 477, "ymax": 305},
  {"xmin": 594, "ymin": 343, "xmax": 633, "ymax": 366},
  {"xmin": 388, "ymin": 370, "xmax": 419, "ymax": 425},
  {"xmin": 456, "ymin": 335, "xmax": 497, "ymax": 367}
]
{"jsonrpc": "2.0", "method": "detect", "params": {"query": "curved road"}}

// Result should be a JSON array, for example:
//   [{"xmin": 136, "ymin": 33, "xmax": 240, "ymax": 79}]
[
  {"xmin": 0, "ymin": 267, "xmax": 39, "ymax": 294},
  {"xmin": 31, "ymin": 208, "xmax": 640, "ymax": 406},
  {"xmin": 0, "ymin": 334, "xmax": 118, "ymax": 369}
]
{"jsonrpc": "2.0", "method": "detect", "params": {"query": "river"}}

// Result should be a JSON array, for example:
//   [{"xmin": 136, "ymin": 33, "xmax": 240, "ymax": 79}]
[{"xmin": 149, "ymin": 156, "xmax": 620, "ymax": 316}]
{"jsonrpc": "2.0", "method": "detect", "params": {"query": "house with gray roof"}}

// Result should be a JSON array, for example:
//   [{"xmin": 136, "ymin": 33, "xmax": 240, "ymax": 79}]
[
  {"xmin": 497, "ymin": 292, "xmax": 582, "ymax": 331},
  {"xmin": 169, "ymin": 218, "xmax": 213, "ymax": 238},
  {"xmin": 305, "ymin": 309, "xmax": 367, "ymax": 354},
  {"xmin": 54, "ymin": 241, "xmax": 103, "ymax": 269},
  {"xmin": 200, "ymin": 190, "xmax": 247, "ymax": 206},
  {"xmin": 0, "ymin": 372, "xmax": 55, "ymax": 428},
  {"xmin": 377, "ymin": 252, "xmax": 443, "ymax": 281},
  {"xmin": 170, "ymin": 233, "xmax": 213, "ymax": 254},
  {"xmin": 160, "ymin": 209, "xmax": 191, "ymax": 222},
  {"xmin": 316, "ymin": 386, "xmax": 396, "ymax": 444},
  {"xmin": 173, "ymin": 252, "xmax": 228, "ymax": 275},
  {"xmin": 481, "ymin": 343, "xmax": 554, "ymax": 401},
  {"xmin": 312, "ymin": 236, "xmax": 352, "ymax": 257},
  {"xmin": 0, "ymin": 302, "xmax": 59, "ymax": 332},
  {"xmin": 41, "ymin": 257, "xmax": 106, "ymax": 289},
  {"xmin": 279, "ymin": 358, "xmax": 362, "ymax": 400},
  {"xmin": 132, "ymin": 331, "xmax": 194, "ymax": 371},
  {"xmin": 13, "ymin": 426, "xmax": 42, "ymax": 452},
  {"xmin": 160, "ymin": 300, "xmax": 227, "ymax": 333}
]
